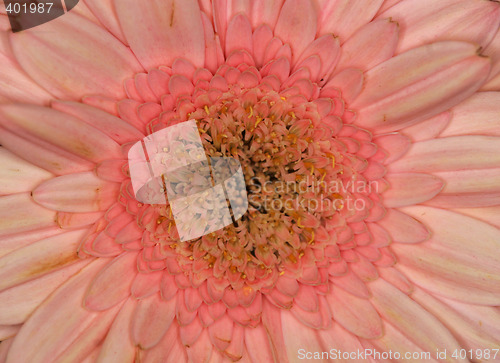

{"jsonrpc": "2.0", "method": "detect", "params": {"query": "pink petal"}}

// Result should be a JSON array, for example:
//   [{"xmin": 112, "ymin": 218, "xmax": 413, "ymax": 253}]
[
  {"xmin": 352, "ymin": 41, "xmax": 491, "ymax": 132},
  {"xmin": 411, "ymin": 288, "xmax": 500, "ymax": 352},
  {"xmin": 373, "ymin": 133, "xmax": 411, "ymax": 164},
  {"xmin": 383, "ymin": 173, "xmax": 443, "ymax": 208},
  {"xmin": 324, "ymin": 68, "xmax": 363, "ymax": 104},
  {"xmin": 261, "ymin": 299, "xmax": 288, "ymax": 363},
  {"xmin": 96, "ymin": 298, "xmax": 137, "ymax": 363},
  {"xmin": 33, "ymin": 172, "xmax": 120, "ymax": 213},
  {"xmin": 336, "ymin": 18, "xmax": 399, "ymax": 73},
  {"xmin": 317, "ymin": 324, "xmax": 365, "ymax": 360},
  {"xmin": 84, "ymin": 0, "xmax": 126, "ymax": 43},
  {"xmin": 376, "ymin": 208, "xmax": 429, "ymax": 243},
  {"xmin": 56, "ymin": 211, "xmax": 103, "ymax": 230},
  {"xmin": 84, "ymin": 252, "xmax": 139, "ymax": 311},
  {"xmin": 186, "ymin": 328, "xmax": 213, "ymax": 362},
  {"xmin": 0, "ymin": 105, "xmax": 122, "ymax": 163},
  {"xmin": 52, "ymin": 101, "xmax": 145, "ymax": 144},
  {"xmin": 224, "ymin": 323, "xmax": 244, "ymax": 361},
  {"xmin": 244, "ymin": 324, "xmax": 274, "ymax": 362},
  {"xmin": 131, "ymin": 271, "xmax": 162, "ymax": 299},
  {"xmin": 0, "ymin": 148, "xmax": 52, "ymax": 194},
  {"xmin": 390, "ymin": 136, "xmax": 500, "ymax": 173},
  {"xmin": 201, "ymin": 13, "xmax": 224, "ymax": 74},
  {"xmin": 0, "ymin": 260, "xmax": 88, "ymax": 325},
  {"xmin": 0, "ymin": 128, "xmax": 93, "ymax": 175},
  {"xmin": 482, "ymin": 27, "xmax": 500, "ymax": 91},
  {"xmin": 10, "ymin": 12, "xmax": 142, "ymax": 100},
  {"xmin": 5, "ymin": 259, "xmax": 109, "ymax": 363},
  {"xmin": 208, "ymin": 314, "xmax": 233, "ymax": 351},
  {"xmin": 0, "ymin": 325, "xmax": 19, "ymax": 342},
  {"xmin": 225, "ymin": 14, "xmax": 252, "ymax": 56},
  {"xmin": 326, "ymin": 287, "xmax": 382, "ymax": 339},
  {"xmin": 250, "ymin": 0, "xmax": 284, "ymax": 29},
  {"xmin": 132, "ymin": 292, "xmax": 176, "ymax": 349},
  {"xmin": 453, "ymin": 206, "xmax": 500, "ymax": 229},
  {"xmin": 281, "ymin": 310, "xmax": 323, "ymax": 360},
  {"xmin": 317, "ymin": 0, "xmax": 384, "ymax": 41},
  {"xmin": 369, "ymin": 278, "xmax": 463, "ymax": 357},
  {"xmin": 402, "ymin": 111, "xmax": 451, "ymax": 141},
  {"xmin": 0, "ymin": 230, "xmax": 85, "ymax": 290},
  {"xmin": 441, "ymin": 92, "xmax": 500, "ymax": 137},
  {"xmin": 274, "ymin": 0, "xmax": 317, "ymax": 63},
  {"xmin": 381, "ymin": 0, "xmax": 500, "ymax": 54},
  {"xmin": 393, "ymin": 206, "xmax": 500, "ymax": 305},
  {"xmin": 142, "ymin": 323, "xmax": 184, "ymax": 363},
  {"xmin": 115, "ymin": 0, "xmax": 205, "ymax": 70},
  {"xmin": 0, "ymin": 227, "xmax": 62, "ymax": 259}
]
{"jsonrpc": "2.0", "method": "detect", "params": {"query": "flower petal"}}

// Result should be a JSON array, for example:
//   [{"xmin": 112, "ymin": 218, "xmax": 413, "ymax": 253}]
[
  {"xmin": 274, "ymin": 0, "xmax": 317, "ymax": 63},
  {"xmin": 33, "ymin": 172, "xmax": 120, "ymax": 213},
  {"xmin": 5, "ymin": 259, "xmax": 109, "ymax": 363},
  {"xmin": 381, "ymin": 0, "xmax": 500, "ymax": 54},
  {"xmin": 441, "ymin": 92, "xmax": 500, "ymax": 137},
  {"xmin": 132, "ymin": 292, "xmax": 176, "ymax": 349},
  {"xmin": 393, "ymin": 206, "xmax": 500, "ymax": 305},
  {"xmin": 401, "ymin": 111, "xmax": 451, "ymax": 142},
  {"xmin": 84, "ymin": 252, "xmax": 139, "ymax": 311},
  {"xmin": 383, "ymin": 173, "xmax": 443, "ymax": 208},
  {"xmin": 83, "ymin": 0, "xmax": 126, "ymax": 43},
  {"xmin": 324, "ymin": 68, "xmax": 363, "ymax": 104},
  {"xmin": 390, "ymin": 136, "xmax": 500, "ymax": 173},
  {"xmin": 376, "ymin": 208, "xmax": 429, "ymax": 243},
  {"xmin": 0, "ymin": 229, "xmax": 87, "ymax": 292},
  {"xmin": 336, "ymin": 18, "xmax": 399, "ymax": 73},
  {"xmin": 114, "ymin": 0, "xmax": 205, "ymax": 70},
  {"xmin": 317, "ymin": 0, "xmax": 384, "ymax": 41},
  {"xmin": 326, "ymin": 287, "xmax": 382, "ymax": 339},
  {"xmin": 9, "ymin": 12, "xmax": 142, "ymax": 100},
  {"xmin": 0, "ymin": 104, "xmax": 123, "ymax": 163},
  {"xmin": 281, "ymin": 309, "xmax": 323, "ymax": 361},
  {"xmin": 352, "ymin": 41, "xmax": 491, "ymax": 132},
  {"xmin": 369, "ymin": 279, "xmax": 464, "ymax": 358},
  {"xmin": 0, "ymin": 260, "xmax": 88, "ymax": 325}
]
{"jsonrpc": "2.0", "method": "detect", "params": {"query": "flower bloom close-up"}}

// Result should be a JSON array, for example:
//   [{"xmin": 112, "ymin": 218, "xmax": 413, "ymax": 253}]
[{"xmin": 0, "ymin": 0, "xmax": 500, "ymax": 362}]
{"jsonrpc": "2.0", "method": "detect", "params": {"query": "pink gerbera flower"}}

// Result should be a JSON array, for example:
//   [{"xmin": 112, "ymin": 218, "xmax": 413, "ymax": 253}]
[{"xmin": 0, "ymin": 0, "xmax": 500, "ymax": 362}]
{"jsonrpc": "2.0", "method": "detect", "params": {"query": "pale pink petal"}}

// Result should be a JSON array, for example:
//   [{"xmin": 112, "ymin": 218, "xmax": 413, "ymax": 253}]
[
  {"xmin": 317, "ymin": 0, "xmax": 384, "ymax": 41},
  {"xmin": 453, "ymin": 206, "xmax": 500, "ymax": 229},
  {"xmin": 261, "ymin": 299, "xmax": 288, "ymax": 363},
  {"xmin": 0, "ymin": 325, "xmax": 20, "ymax": 341},
  {"xmin": 393, "ymin": 206, "xmax": 500, "ymax": 305},
  {"xmin": 381, "ymin": 0, "xmax": 500, "ymax": 54},
  {"xmin": 352, "ymin": 41, "xmax": 491, "ymax": 132},
  {"xmin": 281, "ymin": 309, "xmax": 323, "ymax": 361},
  {"xmin": 201, "ymin": 13, "xmax": 224, "ymax": 74},
  {"xmin": 441, "ymin": 92, "xmax": 500, "ymax": 137},
  {"xmin": 376, "ymin": 209, "xmax": 429, "ymax": 243},
  {"xmin": 224, "ymin": 323, "xmax": 244, "ymax": 360},
  {"xmin": 5, "ymin": 259, "xmax": 109, "ymax": 363},
  {"xmin": 131, "ymin": 271, "xmax": 162, "ymax": 299},
  {"xmin": 0, "ymin": 229, "xmax": 87, "ymax": 292},
  {"xmin": 56, "ymin": 212, "xmax": 104, "ymax": 230},
  {"xmin": 132, "ymin": 292, "xmax": 176, "ymax": 349},
  {"xmin": 335, "ymin": 18, "xmax": 399, "ymax": 73},
  {"xmin": 316, "ymin": 324, "xmax": 366, "ymax": 361},
  {"xmin": 115, "ymin": 0, "xmax": 205, "ymax": 70},
  {"xmin": 53, "ymin": 305, "xmax": 122, "ymax": 363},
  {"xmin": 52, "ymin": 101, "xmax": 145, "ymax": 144},
  {"xmin": 0, "ymin": 128, "xmax": 94, "ymax": 176},
  {"xmin": 10, "ymin": 12, "xmax": 142, "ymax": 100},
  {"xmin": 0, "ymin": 260, "xmax": 89, "ymax": 325},
  {"xmin": 482, "ymin": 27, "xmax": 500, "ymax": 90},
  {"xmin": 96, "ymin": 298, "xmax": 138, "ymax": 363},
  {"xmin": 369, "ymin": 279, "xmax": 464, "ymax": 358},
  {"xmin": 383, "ymin": 173, "xmax": 443, "ymax": 208},
  {"xmin": 0, "ymin": 227, "xmax": 62, "ymax": 259},
  {"xmin": 83, "ymin": 0, "xmax": 127, "ymax": 43},
  {"xmin": 84, "ymin": 252, "xmax": 139, "ymax": 311},
  {"xmin": 142, "ymin": 322, "xmax": 183, "ymax": 363},
  {"xmin": 186, "ymin": 328, "xmax": 213, "ymax": 362},
  {"xmin": 208, "ymin": 314, "xmax": 233, "ymax": 351},
  {"xmin": 33, "ymin": 172, "xmax": 119, "ymax": 213},
  {"xmin": 0, "ymin": 105, "xmax": 123, "ymax": 163},
  {"xmin": 0, "ymin": 148, "xmax": 52, "ymax": 195},
  {"xmin": 401, "ymin": 111, "xmax": 451, "ymax": 141},
  {"xmin": 326, "ymin": 287, "xmax": 382, "ymax": 339},
  {"xmin": 225, "ymin": 14, "xmax": 252, "ymax": 56},
  {"xmin": 274, "ymin": 0, "xmax": 317, "ymax": 63},
  {"xmin": 250, "ymin": 0, "xmax": 284, "ymax": 29},
  {"xmin": 244, "ymin": 324, "xmax": 274, "ymax": 362},
  {"xmin": 324, "ymin": 68, "xmax": 363, "ymax": 104},
  {"xmin": 0, "ymin": 338, "xmax": 13, "ymax": 362},
  {"xmin": 411, "ymin": 288, "xmax": 500, "ymax": 352},
  {"xmin": 390, "ymin": 136, "xmax": 500, "ymax": 172},
  {"xmin": 373, "ymin": 133, "xmax": 411, "ymax": 164}
]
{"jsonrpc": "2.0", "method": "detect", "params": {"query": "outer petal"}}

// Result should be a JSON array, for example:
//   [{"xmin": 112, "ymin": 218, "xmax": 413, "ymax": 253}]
[
  {"xmin": 274, "ymin": 0, "xmax": 317, "ymax": 63},
  {"xmin": 115, "ymin": 0, "xmax": 205, "ymax": 70},
  {"xmin": 33, "ymin": 172, "xmax": 119, "ymax": 213},
  {"xmin": 5, "ymin": 259, "xmax": 109, "ymax": 363},
  {"xmin": 352, "ymin": 41, "xmax": 491, "ymax": 132},
  {"xmin": 317, "ymin": 0, "xmax": 384, "ymax": 41},
  {"xmin": 393, "ymin": 206, "xmax": 500, "ymax": 305},
  {"xmin": 380, "ymin": 0, "xmax": 500, "ymax": 54},
  {"xmin": 9, "ymin": 12, "xmax": 142, "ymax": 100},
  {"xmin": 83, "ymin": 0, "xmax": 127, "ymax": 43},
  {"xmin": 382, "ymin": 173, "xmax": 443, "ymax": 208}
]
